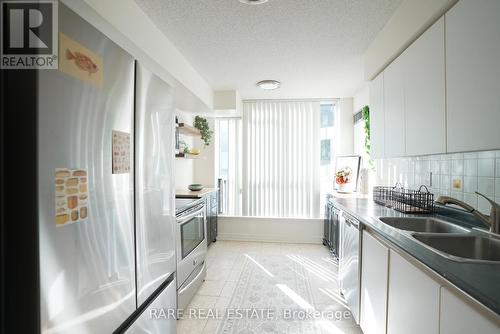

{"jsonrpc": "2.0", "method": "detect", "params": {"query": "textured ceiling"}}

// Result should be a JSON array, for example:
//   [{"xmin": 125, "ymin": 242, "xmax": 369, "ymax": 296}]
[{"xmin": 135, "ymin": 0, "xmax": 402, "ymax": 99}]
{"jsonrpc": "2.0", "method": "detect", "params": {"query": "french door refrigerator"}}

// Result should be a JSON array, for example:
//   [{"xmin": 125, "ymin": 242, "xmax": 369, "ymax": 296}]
[
  {"xmin": 1, "ymin": 3, "xmax": 176, "ymax": 334},
  {"xmin": 128, "ymin": 62, "xmax": 177, "ymax": 333}
]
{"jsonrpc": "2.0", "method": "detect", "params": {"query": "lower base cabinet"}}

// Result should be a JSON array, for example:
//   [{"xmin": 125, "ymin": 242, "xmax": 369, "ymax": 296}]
[
  {"xmin": 360, "ymin": 230, "xmax": 500, "ymax": 334},
  {"xmin": 440, "ymin": 286, "xmax": 500, "ymax": 334},
  {"xmin": 387, "ymin": 250, "xmax": 440, "ymax": 334},
  {"xmin": 360, "ymin": 231, "xmax": 389, "ymax": 334}
]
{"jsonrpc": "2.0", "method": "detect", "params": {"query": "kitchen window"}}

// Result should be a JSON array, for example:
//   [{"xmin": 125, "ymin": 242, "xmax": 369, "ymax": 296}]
[
  {"xmin": 216, "ymin": 100, "xmax": 337, "ymax": 219},
  {"xmin": 215, "ymin": 118, "xmax": 242, "ymax": 216}
]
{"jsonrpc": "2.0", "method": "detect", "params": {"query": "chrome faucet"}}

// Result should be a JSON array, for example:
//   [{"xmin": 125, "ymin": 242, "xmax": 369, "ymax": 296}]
[{"xmin": 435, "ymin": 192, "xmax": 500, "ymax": 234}]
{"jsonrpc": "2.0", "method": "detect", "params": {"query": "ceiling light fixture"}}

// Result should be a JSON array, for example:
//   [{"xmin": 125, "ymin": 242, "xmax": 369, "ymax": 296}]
[
  {"xmin": 256, "ymin": 80, "xmax": 281, "ymax": 90},
  {"xmin": 239, "ymin": 0, "xmax": 269, "ymax": 5}
]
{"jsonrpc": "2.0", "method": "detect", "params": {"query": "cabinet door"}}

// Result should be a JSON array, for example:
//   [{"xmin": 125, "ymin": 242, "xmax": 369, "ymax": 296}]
[
  {"xmin": 383, "ymin": 54, "xmax": 407, "ymax": 157},
  {"xmin": 387, "ymin": 250, "xmax": 440, "ymax": 334},
  {"xmin": 360, "ymin": 231, "xmax": 389, "ymax": 334},
  {"xmin": 440, "ymin": 286, "xmax": 500, "ymax": 334},
  {"xmin": 404, "ymin": 17, "xmax": 446, "ymax": 156},
  {"xmin": 370, "ymin": 73, "xmax": 385, "ymax": 158},
  {"xmin": 446, "ymin": 0, "xmax": 500, "ymax": 152}
]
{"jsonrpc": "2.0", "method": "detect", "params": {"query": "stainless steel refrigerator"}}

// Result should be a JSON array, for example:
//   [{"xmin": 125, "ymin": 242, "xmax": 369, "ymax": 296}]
[
  {"xmin": 1, "ymin": 3, "xmax": 176, "ymax": 334},
  {"xmin": 128, "ymin": 62, "xmax": 177, "ymax": 333}
]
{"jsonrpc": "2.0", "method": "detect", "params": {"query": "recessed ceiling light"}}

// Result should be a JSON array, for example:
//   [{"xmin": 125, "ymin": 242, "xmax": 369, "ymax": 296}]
[
  {"xmin": 239, "ymin": 0, "xmax": 269, "ymax": 5},
  {"xmin": 256, "ymin": 80, "xmax": 281, "ymax": 90}
]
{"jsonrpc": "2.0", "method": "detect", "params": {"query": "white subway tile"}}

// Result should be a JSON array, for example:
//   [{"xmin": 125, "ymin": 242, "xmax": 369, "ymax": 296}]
[
  {"xmin": 464, "ymin": 159, "xmax": 478, "ymax": 176},
  {"xmin": 451, "ymin": 160, "xmax": 464, "ymax": 175},
  {"xmin": 450, "ymin": 153, "xmax": 464, "ymax": 160},
  {"xmin": 464, "ymin": 193, "xmax": 478, "ymax": 209},
  {"xmin": 477, "ymin": 177, "xmax": 495, "ymax": 196},
  {"xmin": 451, "ymin": 191, "xmax": 464, "ymax": 201},
  {"xmin": 478, "ymin": 158, "xmax": 495, "ymax": 177},
  {"xmin": 440, "ymin": 175, "xmax": 451, "ymax": 190},
  {"xmin": 496, "ymin": 159, "xmax": 500, "ymax": 177},
  {"xmin": 430, "ymin": 161, "xmax": 440, "ymax": 174},
  {"xmin": 478, "ymin": 196, "xmax": 491, "ymax": 214},
  {"xmin": 496, "ymin": 179, "xmax": 500, "ymax": 198},
  {"xmin": 464, "ymin": 152, "xmax": 478, "ymax": 159},
  {"xmin": 440, "ymin": 160, "xmax": 450, "ymax": 175},
  {"xmin": 431, "ymin": 174, "xmax": 440, "ymax": 189},
  {"xmin": 478, "ymin": 151, "xmax": 496, "ymax": 159},
  {"xmin": 464, "ymin": 176, "xmax": 478, "ymax": 193}
]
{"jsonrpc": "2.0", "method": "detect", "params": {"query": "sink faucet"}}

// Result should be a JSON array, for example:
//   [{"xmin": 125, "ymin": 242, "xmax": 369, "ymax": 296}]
[{"xmin": 435, "ymin": 192, "xmax": 500, "ymax": 234}]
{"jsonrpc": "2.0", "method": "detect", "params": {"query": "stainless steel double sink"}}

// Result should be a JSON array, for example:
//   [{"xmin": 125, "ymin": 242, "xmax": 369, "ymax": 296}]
[{"xmin": 377, "ymin": 217, "xmax": 500, "ymax": 264}]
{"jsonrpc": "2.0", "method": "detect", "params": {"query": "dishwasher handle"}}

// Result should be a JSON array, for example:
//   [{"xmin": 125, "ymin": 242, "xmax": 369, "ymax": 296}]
[{"xmin": 344, "ymin": 215, "xmax": 360, "ymax": 229}]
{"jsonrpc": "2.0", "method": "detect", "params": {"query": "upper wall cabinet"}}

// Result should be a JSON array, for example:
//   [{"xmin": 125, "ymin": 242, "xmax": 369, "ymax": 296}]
[
  {"xmin": 446, "ymin": 0, "xmax": 500, "ymax": 152},
  {"xmin": 404, "ymin": 17, "xmax": 446, "ymax": 156},
  {"xmin": 383, "ymin": 52, "xmax": 407, "ymax": 157},
  {"xmin": 370, "ymin": 73, "xmax": 385, "ymax": 159},
  {"xmin": 371, "ymin": 16, "xmax": 446, "ymax": 158}
]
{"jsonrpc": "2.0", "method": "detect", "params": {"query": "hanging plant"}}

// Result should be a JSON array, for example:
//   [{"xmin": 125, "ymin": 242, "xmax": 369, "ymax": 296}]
[
  {"xmin": 362, "ymin": 105, "xmax": 374, "ymax": 169},
  {"xmin": 194, "ymin": 116, "xmax": 213, "ymax": 147}
]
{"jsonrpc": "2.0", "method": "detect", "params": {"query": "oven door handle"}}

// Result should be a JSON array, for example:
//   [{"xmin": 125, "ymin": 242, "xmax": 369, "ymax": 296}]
[{"xmin": 178, "ymin": 207, "xmax": 205, "ymax": 225}]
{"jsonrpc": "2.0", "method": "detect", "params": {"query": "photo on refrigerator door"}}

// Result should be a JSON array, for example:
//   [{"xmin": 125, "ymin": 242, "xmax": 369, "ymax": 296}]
[
  {"xmin": 58, "ymin": 32, "xmax": 103, "ymax": 87},
  {"xmin": 112, "ymin": 130, "xmax": 131, "ymax": 174},
  {"xmin": 55, "ymin": 168, "xmax": 88, "ymax": 226}
]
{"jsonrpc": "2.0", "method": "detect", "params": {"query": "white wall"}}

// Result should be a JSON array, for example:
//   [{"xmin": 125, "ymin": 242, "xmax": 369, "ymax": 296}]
[
  {"xmin": 353, "ymin": 85, "xmax": 370, "ymax": 114},
  {"xmin": 337, "ymin": 98, "xmax": 354, "ymax": 156},
  {"xmin": 353, "ymin": 86, "xmax": 370, "ymax": 164},
  {"xmin": 364, "ymin": 0, "xmax": 457, "ymax": 80},
  {"xmin": 175, "ymin": 112, "xmax": 194, "ymax": 190},
  {"xmin": 62, "ymin": 0, "xmax": 213, "ymax": 108},
  {"xmin": 218, "ymin": 216, "xmax": 323, "ymax": 244},
  {"xmin": 193, "ymin": 117, "xmax": 216, "ymax": 188}
]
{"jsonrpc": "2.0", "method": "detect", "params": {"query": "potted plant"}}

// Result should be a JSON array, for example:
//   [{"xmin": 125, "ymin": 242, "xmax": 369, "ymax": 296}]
[{"xmin": 194, "ymin": 116, "xmax": 213, "ymax": 147}]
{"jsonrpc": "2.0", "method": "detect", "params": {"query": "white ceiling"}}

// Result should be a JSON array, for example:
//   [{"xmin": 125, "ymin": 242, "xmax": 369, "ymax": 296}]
[{"xmin": 135, "ymin": 0, "xmax": 402, "ymax": 99}]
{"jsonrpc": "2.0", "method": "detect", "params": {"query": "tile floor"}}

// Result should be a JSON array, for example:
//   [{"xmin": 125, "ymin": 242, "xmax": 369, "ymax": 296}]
[{"xmin": 177, "ymin": 240, "xmax": 363, "ymax": 334}]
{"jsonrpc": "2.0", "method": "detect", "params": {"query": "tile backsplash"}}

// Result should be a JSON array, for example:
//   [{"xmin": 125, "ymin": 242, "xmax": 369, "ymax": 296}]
[{"xmin": 374, "ymin": 150, "xmax": 500, "ymax": 214}]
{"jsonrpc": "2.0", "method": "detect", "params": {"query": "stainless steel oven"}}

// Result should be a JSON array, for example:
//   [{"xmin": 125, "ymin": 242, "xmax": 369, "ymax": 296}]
[{"xmin": 175, "ymin": 199, "xmax": 207, "ymax": 310}]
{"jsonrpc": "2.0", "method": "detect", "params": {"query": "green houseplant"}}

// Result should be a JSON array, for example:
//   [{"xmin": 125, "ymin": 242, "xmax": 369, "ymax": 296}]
[
  {"xmin": 194, "ymin": 116, "xmax": 213, "ymax": 147},
  {"xmin": 362, "ymin": 105, "xmax": 374, "ymax": 169}
]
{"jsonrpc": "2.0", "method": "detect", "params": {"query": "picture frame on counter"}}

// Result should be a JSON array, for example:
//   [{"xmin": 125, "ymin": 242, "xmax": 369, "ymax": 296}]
[{"xmin": 334, "ymin": 155, "xmax": 361, "ymax": 193}]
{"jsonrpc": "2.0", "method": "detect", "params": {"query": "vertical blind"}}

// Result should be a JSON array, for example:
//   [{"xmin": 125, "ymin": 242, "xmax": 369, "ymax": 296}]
[{"xmin": 242, "ymin": 100, "xmax": 321, "ymax": 218}]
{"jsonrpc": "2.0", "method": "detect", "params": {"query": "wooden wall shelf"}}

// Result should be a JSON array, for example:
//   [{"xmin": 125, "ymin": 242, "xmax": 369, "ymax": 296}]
[
  {"xmin": 178, "ymin": 123, "xmax": 201, "ymax": 137},
  {"xmin": 175, "ymin": 153, "xmax": 205, "ymax": 160}
]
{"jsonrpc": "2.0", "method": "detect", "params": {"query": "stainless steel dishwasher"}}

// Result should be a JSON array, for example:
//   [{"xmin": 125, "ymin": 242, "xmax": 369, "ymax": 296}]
[{"xmin": 339, "ymin": 212, "xmax": 361, "ymax": 324}]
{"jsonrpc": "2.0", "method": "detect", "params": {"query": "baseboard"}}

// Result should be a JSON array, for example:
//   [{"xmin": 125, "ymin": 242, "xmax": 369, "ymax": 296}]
[{"xmin": 217, "ymin": 232, "xmax": 323, "ymax": 244}]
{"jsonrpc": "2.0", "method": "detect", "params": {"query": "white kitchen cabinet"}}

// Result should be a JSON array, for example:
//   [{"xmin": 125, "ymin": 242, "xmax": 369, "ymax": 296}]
[
  {"xmin": 360, "ymin": 231, "xmax": 389, "ymax": 334},
  {"xmin": 369, "ymin": 73, "xmax": 385, "ymax": 159},
  {"xmin": 404, "ymin": 17, "xmax": 446, "ymax": 156},
  {"xmin": 446, "ymin": 0, "xmax": 500, "ymax": 152},
  {"xmin": 440, "ymin": 286, "xmax": 500, "ymax": 334},
  {"xmin": 387, "ymin": 250, "xmax": 440, "ymax": 334},
  {"xmin": 383, "ymin": 54, "xmax": 406, "ymax": 157}
]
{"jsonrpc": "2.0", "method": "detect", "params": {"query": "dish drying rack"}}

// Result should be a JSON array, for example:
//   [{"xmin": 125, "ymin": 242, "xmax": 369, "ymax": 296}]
[{"xmin": 373, "ymin": 183, "xmax": 435, "ymax": 214}]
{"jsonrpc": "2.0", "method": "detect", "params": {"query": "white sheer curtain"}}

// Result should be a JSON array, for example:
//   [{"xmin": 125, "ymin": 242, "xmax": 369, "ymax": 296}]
[{"xmin": 242, "ymin": 100, "xmax": 321, "ymax": 218}]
